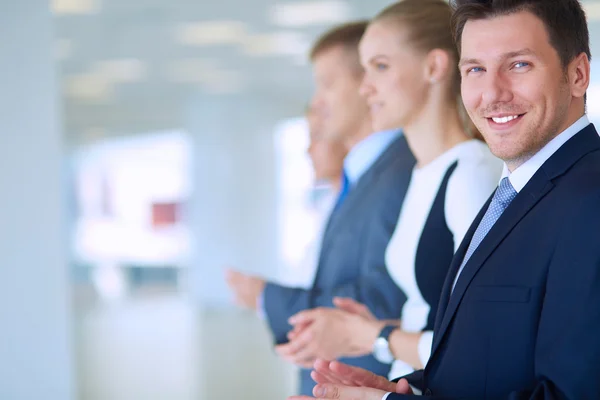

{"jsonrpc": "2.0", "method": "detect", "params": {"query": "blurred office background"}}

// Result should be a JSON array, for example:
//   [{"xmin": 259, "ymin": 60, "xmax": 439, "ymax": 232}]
[{"xmin": 2, "ymin": 0, "xmax": 600, "ymax": 399}]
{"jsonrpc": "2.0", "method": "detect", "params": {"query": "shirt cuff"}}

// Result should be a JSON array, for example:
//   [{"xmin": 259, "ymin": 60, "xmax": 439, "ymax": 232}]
[
  {"xmin": 417, "ymin": 331, "xmax": 434, "ymax": 368},
  {"xmin": 382, "ymin": 386, "xmax": 422, "ymax": 399},
  {"xmin": 410, "ymin": 385, "xmax": 422, "ymax": 395},
  {"xmin": 256, "ymin": 289, "xmax": 266, "ymax": 320}
]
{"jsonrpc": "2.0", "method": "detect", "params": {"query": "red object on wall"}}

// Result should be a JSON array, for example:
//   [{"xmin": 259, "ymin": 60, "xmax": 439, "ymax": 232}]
[{"xmin": 151, "ymin": 202, "xmax": 180, "ymax": 227}]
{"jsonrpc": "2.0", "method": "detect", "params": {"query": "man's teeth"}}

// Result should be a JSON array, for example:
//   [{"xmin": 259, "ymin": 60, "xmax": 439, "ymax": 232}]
[{"xmin": 492, "ymin": 115, "xmax": 519, "ymax": 124}]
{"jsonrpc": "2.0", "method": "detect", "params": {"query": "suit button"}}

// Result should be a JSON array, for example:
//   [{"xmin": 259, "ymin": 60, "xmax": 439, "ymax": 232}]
[{"xmin": 424, "ymin": 389, "xmax": 433, "ymax": 396}]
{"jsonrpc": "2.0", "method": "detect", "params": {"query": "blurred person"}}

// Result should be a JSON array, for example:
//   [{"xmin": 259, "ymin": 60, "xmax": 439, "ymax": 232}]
[
  {"xmin": 227, "ymin": 21, "xmax": 416, "ymax": 395},
  {"xmin": 278, "ymin": 0, "xmax": 501, "ymax": 382},
  {"xmin": 227, "ymin": 105, "xmax": 345, "ymax": 293},
  {"xmin": 280, "ymin": 104, "xmax": 348, "ymax": 289},
  {"xmin": 289, "ymin": 0, "xmax": 600, "ymax": 399},
  {"xmin": 306, "ymin": 104, "xmax": 347, "ymax": 190}
]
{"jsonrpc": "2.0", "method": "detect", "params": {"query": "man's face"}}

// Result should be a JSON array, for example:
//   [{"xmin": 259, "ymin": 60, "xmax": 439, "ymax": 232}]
[
  {"xmin": 312, "ymin": 46, "xmax": 369, "ymax": 142},
  {"xmin": 306, "ymin": 108, "xmax": 345, "ymax": 182},
  {"xmin": 459, "ymin": 11, "xmax": 574, "ymax": 169}
]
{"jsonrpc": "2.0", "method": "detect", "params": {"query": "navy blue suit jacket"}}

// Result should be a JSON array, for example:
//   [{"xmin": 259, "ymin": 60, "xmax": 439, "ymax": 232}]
[
  {"xmin": 390, "ymin": 124, "xmax": 600, "ymax": 399},
  {"xmin": 264, "ymin": 135, "xmax": 415, "ymax": 395}
]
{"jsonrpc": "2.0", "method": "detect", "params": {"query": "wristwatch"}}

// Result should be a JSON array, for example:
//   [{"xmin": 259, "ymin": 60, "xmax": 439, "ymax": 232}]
[{"xmin": 372, "ymin": 325, "xmax": 397, "ymax": 364}]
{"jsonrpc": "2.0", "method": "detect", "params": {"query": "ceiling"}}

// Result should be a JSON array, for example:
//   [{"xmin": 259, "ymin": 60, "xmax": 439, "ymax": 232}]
[
  {"xmin": 53, "ymin": 0, "xmax": 395, "ymax": 144},
  {"xmin": 53, "ymin": 0, "xmax": 600, "ymax": 144}
]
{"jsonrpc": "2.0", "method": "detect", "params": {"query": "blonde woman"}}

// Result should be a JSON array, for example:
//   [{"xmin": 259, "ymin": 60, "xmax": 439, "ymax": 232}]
[{"xmin": 278, "ymin": 0, "xmax": 501, "ymax": 380}]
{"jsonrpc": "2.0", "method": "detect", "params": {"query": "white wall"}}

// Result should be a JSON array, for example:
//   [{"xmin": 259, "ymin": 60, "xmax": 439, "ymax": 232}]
[{"xmin": 0, "ymin": 1, "xmax": 74, "ymax": 399}]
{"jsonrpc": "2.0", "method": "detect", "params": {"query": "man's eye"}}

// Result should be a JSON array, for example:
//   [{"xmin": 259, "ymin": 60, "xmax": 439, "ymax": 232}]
[{"xmin": 467, "ymin": 66, "xmax": 484, "ymax": 73}]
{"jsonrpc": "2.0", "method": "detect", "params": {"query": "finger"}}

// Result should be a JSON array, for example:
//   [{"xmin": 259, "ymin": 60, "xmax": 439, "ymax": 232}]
[
  {"xmin": 311, "ymin": 370, "xmax": 331, "ymax": 385},
  {"xmin": 288, "ymin": 321, "xmax": 312, "ymax": 340},
  {"xmin": 311, "ymin": 369, "xmax": 346, "ymax": 386},
  {"xmin": 289, "ymin": 309, "xmax": 319, "ymax": 325},
  {"xmin": 276, "ymin": 341, "xmax": 310, "ymax": 359},
  {"xmin": 333, "ymin": 297, "xmax": 362, "ymax": 309},
  {"xmin": 298, "ymin": 358, "xmax": 316, "ymax": 369},
  {"xmin": 329, "ymin": 361, "xmax": 395, "ymax": 391},
  {"xmin": 288, "ymin": 341, "xmax": 319, "ymax": 365},
  {"xmin": 282, "ymin": 328, "xmax": 315, "ymax": 357},
  {"xmin": 313, "ymin": 384, "xmax": 385, "ymax": 400},
  {"xmin": 313, "ymin": 360, "xmax": 353, "ymax": 386},
  {"xmin": 314, "ymin": 359, "xmax": 332, "ymax": 371},
  {"xmin": 395, "ymin": 378, "xmax": 414, "ymax": 395},
  {"xmin": 333, "ymin": 297, "xmax": 365, "ymax": 310},
  {"xmin": 275, "ymin": 343, "xmax": 294, "ymax": 357},
  {"xmin": 333, "ymin": 298, "xmax": 371, "ymax": 318},
  {"xmin": 288, "ymin": 329, "xmax": 299, "ymax": 340}
]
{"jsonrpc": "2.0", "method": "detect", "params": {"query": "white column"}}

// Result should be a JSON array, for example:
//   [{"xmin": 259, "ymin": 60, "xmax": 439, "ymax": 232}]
[
  {"xmin": 185, "ymin": 93, "xmax": 280, "ymax": 306},
  {"xmin": 0, "ymin": 2, "xmax": 74, "ymax": 399}
]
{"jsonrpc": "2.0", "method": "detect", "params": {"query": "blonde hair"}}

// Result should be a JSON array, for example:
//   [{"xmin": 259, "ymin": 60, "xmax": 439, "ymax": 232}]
[{"xmin": 374, "ymin": 0, "xmax": 482, "ymax": 140}]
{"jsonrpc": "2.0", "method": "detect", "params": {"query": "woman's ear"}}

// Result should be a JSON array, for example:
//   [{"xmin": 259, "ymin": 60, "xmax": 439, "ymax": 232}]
[{"xmin": 425, "ymin": 49, "xmax": 451, "ymax": 84}]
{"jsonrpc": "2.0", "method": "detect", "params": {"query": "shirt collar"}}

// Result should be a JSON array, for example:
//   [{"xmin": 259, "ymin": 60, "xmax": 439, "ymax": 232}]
[
  {"xmin": 501, "ymin": 114, "xmax": 590, "ymax": 192},
  {"xmin": 344, "ymin": 128, "xmax": 402, "ymax": 185}
]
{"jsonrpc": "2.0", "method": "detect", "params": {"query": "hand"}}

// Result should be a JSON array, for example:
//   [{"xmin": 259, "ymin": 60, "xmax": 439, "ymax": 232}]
[
  {"xmin": 224, "ymin": 268, "xmax": 265, "ymax": 310},
  {"xmin": 280, "ymin": 320, "xmax": 317, "ymax": 368},
  {"xmin": 276, "ymin": 308, "xmax": 384, "ymax": 365},
  {"xmin": 311, "ymin": 359, "xmax": 397, "ymax": 391},
  {"xmin": 288, "ymin": 380, "xmax": 413, "ymax": 399},
  {"xmin": 287, "ymin": 360, "xmax": 414, "ymax": 399},
  {"xmin": 288, "ymin": 384, "xmax": 387, "ymax": 400},
  {"xmin": 334, "ymin": 297, "xmax": 401, "ymax": 327},
  {"xmin": 333, "ymin": 297, "xmax": 376, "ymax": 321},
  {"xmin": 291, "ymin": 360, "xmax": 413, "ymax": 398}
]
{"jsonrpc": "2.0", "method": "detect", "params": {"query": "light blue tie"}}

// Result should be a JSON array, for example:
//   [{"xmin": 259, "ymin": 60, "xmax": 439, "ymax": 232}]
[{"xmin": 452, "ymin": 177, "xmax": 518, "ymax": 292}]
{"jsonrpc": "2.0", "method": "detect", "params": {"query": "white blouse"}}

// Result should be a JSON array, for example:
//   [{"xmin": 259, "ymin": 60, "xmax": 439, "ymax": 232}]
[{"xmin": 385, "ymin": 140, "xmax": 502, "ymax": 379}]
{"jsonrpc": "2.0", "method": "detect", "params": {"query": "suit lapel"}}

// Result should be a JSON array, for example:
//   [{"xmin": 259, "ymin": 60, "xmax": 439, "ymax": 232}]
[
  {"xmin": 431, "ymin": 196, "xmax": 491, "ymax": 347},
  {"xmin": 428, "ymin": 124, "xmax": 600, "ymax": 363},
  {"xmin": 430, "ymin": 177, "xmax": 554, "ymax": 358},
  {"xmin": 320, "ymin": 135, "xmax": 407, "ymax": 244}
]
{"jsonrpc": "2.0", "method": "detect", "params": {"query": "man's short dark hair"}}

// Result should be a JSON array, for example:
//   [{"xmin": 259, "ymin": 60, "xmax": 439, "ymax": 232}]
[
  {"xmin": 309, "ymin": 21, "xmax": 368, "ymax": 75},
  {"xmin": 451, "ymin": 0, "xmax": 591, "ymax": 67},
  {"xmin": 309, "ymin": 21, "xmax": 368, "ymax": 60}
]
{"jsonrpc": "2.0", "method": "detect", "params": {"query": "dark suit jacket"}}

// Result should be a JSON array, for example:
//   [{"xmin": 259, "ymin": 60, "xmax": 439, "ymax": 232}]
[
  {"xmin": 389, "ymin": 124, "xmax": 600, "ymax": 399},
  {"xmin": 264, "ymin": 134, "xmax": 415, "ymax": 394}
]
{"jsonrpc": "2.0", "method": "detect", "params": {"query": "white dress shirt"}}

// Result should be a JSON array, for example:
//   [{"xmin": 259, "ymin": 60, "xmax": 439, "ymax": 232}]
[
  {"xmin": 502, "ymin": 114, "xmax": 590, "ymax": 192},
  {"xmin": 276, "ymin": 185, "xmax": 337, "ymax": 288},
  {"xmin": 344, "ymin": 128, "xmax": 402, "ymax": 185}
]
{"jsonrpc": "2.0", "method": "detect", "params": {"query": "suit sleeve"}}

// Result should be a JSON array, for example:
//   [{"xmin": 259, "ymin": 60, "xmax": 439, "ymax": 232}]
[
  {"xmin": 390, "ymin": 191, "xmax": 600, "ymax": 399},
  {"xmin": 263, "ymin": 260, "xmax": 406, "ymax": 344},
  {"xmin": 263, "ymin": 170, "xmax": 408, "ymax": 344}
]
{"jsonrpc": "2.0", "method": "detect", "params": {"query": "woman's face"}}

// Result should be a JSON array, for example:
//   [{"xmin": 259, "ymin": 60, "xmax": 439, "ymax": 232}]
[{"xmin": 359, "ymin": 21, "xmax": 430, "ymax": 132}]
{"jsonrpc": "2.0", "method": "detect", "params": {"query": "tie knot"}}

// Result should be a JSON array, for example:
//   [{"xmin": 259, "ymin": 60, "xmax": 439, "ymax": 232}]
[{"xmin": 496, "ymin": 177, "xmax": 517, "ymax": 207}]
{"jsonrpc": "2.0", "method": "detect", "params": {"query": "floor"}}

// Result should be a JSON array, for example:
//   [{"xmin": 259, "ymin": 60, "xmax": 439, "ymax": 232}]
[{"xmin": 74, "ymin": 287, "xmax": 298, "ymax": 400}]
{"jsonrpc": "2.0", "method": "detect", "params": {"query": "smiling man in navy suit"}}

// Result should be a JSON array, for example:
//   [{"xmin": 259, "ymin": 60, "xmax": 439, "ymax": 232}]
[{"xmin": 289, "ymin": 0, "xmax": 600, "ymax": 399}]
